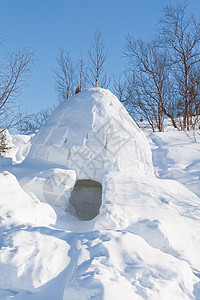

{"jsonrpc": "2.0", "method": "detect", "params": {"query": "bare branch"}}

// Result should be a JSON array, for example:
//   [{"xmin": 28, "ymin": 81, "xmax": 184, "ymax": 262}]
[
  {"xmin": 0, "ymin": 47, "xmax": 34, "ymax": 110},
  {"xmin": 87, "ymin": 28, "xmax": 109, "ymax": 88},
  {"xmin": 53, "ymin": 48, "xmax": 75, "ymax": 101}
]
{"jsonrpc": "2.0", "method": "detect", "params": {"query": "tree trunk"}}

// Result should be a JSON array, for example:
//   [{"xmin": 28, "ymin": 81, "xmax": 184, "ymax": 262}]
[
  {"xmin": 158, "ymin": 93, "xmax": 163, "ymax": 132},
  {"xmin": 183, "ymin": 59, "xmax": 190, "ymax": 130}
]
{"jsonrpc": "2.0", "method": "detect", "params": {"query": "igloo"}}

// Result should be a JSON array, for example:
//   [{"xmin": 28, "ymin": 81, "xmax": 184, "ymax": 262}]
[
  {"xmin": 22, "ymin": 88, "xmax": 154, "ymax": 220},
  {"xmin": 27, "ymin": 88, "xmax": 153, "ymax": 178}
]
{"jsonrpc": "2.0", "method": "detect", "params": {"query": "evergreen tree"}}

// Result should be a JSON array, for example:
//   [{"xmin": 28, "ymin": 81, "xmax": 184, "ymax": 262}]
[{"xmin": 0, "ymin": 131, "xmax": 11, "ymax": 157}]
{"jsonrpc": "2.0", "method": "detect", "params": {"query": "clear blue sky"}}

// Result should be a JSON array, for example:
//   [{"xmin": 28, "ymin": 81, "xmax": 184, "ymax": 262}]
[{"xmin": 1, "ymin": 0, "xmax": 200, "ymax": 114}]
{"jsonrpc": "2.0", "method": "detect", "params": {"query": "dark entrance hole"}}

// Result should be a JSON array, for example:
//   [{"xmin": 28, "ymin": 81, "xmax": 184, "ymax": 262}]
[{"xmin": 68, "ymin": 179, "xmax": 102, "ymax": 220}]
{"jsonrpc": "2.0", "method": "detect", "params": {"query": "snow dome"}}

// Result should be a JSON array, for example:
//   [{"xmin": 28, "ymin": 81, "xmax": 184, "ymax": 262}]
[
  {"xmin": 27, "ymin": 88, "xmax": 153, "ymax": 181},
  {"xmin": 22, "ymin": 88, "xmax": 154, "ymax": 221}
]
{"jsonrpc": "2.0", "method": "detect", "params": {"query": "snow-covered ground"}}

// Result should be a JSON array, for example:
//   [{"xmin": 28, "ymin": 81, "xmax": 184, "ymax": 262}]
[
  {"xmin": 0, "ymin": 89, "xmax": 200, "ymax": 299},
  {"xmin": 147, "ymin": 128, "xmax": 200, "ymax": 198}
]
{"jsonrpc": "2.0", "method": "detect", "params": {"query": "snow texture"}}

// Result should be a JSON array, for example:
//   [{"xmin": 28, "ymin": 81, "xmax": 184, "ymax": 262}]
[
  {"xmin": 5, "ymin": 131, "xmax": 34, "ymax": 164},
  {"xmin": 0, "ymin": 88, "xmax": 200, "ymax": 299},
  {"xmin": 26, "ymin": 88, "xmax": 154, "ymax": 180}
]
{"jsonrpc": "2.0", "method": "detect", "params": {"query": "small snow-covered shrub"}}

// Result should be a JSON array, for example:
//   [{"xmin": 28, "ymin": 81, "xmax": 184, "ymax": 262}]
[{"xmin": 0, "ymin": 130, "xmax": 11, "ymax": 157}]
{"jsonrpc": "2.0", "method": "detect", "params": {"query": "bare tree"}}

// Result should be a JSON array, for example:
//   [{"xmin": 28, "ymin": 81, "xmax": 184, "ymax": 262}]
[
  {"xmin": 18, "ymin": 107, "xmax": 53, "ymax": 133},
  {"xmin": 75, "ymin": 55, "xmax": 87, "ymax": 93},
  {"xmin": 124, "ymin": 37, "xmax": 170, "ymax": 132},
  {"xmin": 54, "ymin": 48, "xmax": 75, "ymax": 101},
  {"xmin": 88, "ymin": 28, "xmax": 109, "ymax": 88},
  {"xmin": 0, "ymin": 47, "xmax": 34, "ymax": 130},
  {"xmin": 113, "ymin": 73, "xmax": 130, "ymax": 103},
  {"xmin": 157, "ymin": 2, "xmax": 200, "ymax": 130}
]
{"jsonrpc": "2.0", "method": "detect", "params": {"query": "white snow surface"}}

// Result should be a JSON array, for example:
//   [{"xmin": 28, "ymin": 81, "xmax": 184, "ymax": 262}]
[
  {"xmin": 0, "ymin": 171, "xmax": 56, "ymax": 228},
  {"xmin": 26, "ymin": 88, "xmax": 154, "ymax": 180},
  {"xmin": 0, "ymin": 88, "xmax": 200, "ymax": 299},
  {"xmin": 5, "ymin": 131, "xmax": 34, "ymax": 164}
]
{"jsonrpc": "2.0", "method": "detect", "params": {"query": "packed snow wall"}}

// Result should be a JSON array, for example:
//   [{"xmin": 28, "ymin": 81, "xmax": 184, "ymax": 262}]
[
  {"xmin": 26, "ymin": 88, "xmax": 154, "ymax": 182},
  {"xmin": 19, "ymin": 88, "xmax": 154, "ymax": 220}
]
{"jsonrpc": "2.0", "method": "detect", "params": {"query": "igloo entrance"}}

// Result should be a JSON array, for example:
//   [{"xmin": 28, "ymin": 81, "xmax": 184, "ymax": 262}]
[{"xmin": 68, "ymin": 180, "xmax": 102, "ymax": 220}]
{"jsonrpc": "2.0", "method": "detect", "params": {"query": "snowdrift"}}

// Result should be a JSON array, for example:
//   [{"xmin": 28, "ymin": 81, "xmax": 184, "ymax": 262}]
[
  {"xmin": 0, "ymin": 171, "xmax": 56, "ymax": 227},
  {"xmin": 2, "ymin": 130, "xmax": 34, "ymax": 164},
  {"xmin": 0, "ymin": 88, "xmax": 200, "ymax": 299}
]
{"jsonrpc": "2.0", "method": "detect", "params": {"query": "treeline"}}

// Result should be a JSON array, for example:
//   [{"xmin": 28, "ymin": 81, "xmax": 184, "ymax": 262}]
[
  {"xmin": 53, "ymin": 28, "xmax": 109, "ymax": 102},
  {"xmin": 18, "ymin": 28, "xmax": 109, "ymax": 133},
  {"xmin": 121, "ymin": 2, "xmax": 200, "ymax": 132},
  {"xmin": 1, "ymin": 2, "xmax": 200, "ymax": 133},
  {"xmin": 52, "ymin": 2, "xmax": 200, "ymax": 132}
]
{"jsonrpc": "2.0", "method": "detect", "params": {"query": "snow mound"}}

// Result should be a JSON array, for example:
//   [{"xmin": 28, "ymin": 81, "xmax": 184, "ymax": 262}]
[
  {"xmin": 18, "ymin": 88, "xmax": 154, "ymax": 222},
  {"xmin": 0, "ymin": 171, "xmax": 56, "ymax": 227},
  {"xmin": 5, "ymin": 131, "xmax": 34, "ymax": 164},
  {"xmin": 27, "ymin": 88, "xmax": 153, "ymax": 180},
  {"xmin": 63, "ymin": 231, "xmax": 198, "ymax": 300},
  {"xmin": 22, "ymin": 168, "xmax": 76, "ymax": 207},
  {"xmin": 148, "ymin": 130, "xmax": 200, "ymax": 198},
  {"xmin": 0, "ymin": 230, "xmax": 70, "ymax": 292}
]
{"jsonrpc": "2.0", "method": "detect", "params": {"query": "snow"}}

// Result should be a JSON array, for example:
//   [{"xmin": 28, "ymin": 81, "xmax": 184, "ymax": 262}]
[
  {"xmin": 0, "ymin": 230, "xmax": 70, "ymax": 292},
  {"xmin": 0, "ymin": 88, "xmax": 200, "ymax": 299},
  {"xmin": 5, "ymin": 131, "xmax": 34, "ymax": 164},
  {"xmin": 26, "ymin": 88, "xmax": 154, "ymax": 181},
  {"xmin": 21, "ymin": 168, "xmax": 76, "ymax": 207},
  {"xmin": 0, "ymin": 171, "xmax": 56, "ymax": 228},
  {"xmin": 147, "ymin": 129, "xmax": 200, "ymax": 197},
  {"xmin": 63, "ymin": 231, "xmax": 198, "ymax": 300}
]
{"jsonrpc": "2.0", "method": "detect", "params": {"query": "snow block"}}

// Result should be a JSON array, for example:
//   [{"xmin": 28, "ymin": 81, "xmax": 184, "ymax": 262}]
[
  {"xmin": 26, "ymin": 88, "xmax": 154, "ymax": 181},
  {"xmin": 23, "ymin": 168, "xmax": 76, "ymax": 207}
]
